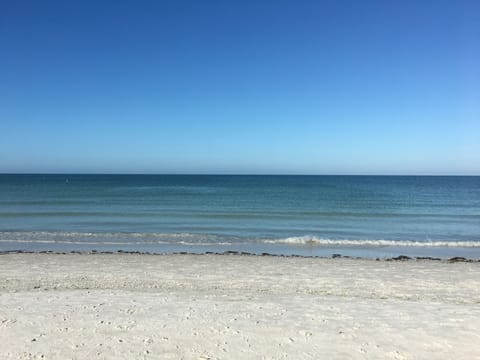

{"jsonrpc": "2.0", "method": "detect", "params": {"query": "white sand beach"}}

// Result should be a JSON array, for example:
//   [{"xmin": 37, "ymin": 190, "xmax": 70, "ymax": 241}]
[{"xmin": 1, "ymin": 253, "xmax": 479, "ymax": 359}]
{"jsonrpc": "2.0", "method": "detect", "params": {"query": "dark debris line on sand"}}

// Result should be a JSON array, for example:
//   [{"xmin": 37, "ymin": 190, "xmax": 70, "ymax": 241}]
[{"xmin": 0, "ymin": 250, "xmax": 478, "ymax": 262}]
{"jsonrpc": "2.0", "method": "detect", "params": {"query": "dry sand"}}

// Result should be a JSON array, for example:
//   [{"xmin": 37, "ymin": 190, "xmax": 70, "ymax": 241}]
[{"xmin": 0, "ymin": 253, "xmax": 479, "ymax": 359}]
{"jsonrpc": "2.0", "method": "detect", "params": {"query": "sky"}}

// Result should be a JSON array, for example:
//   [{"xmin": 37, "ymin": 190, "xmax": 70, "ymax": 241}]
[{"xmin": 1, "ymin": 0, "xmax": 479, "ymax": 174}]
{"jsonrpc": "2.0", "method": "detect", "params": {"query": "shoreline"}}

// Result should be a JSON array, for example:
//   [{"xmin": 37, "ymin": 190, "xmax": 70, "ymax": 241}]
[{"xmin": 1, "ymin": 249, "xmax": 479, "ymax": 262}]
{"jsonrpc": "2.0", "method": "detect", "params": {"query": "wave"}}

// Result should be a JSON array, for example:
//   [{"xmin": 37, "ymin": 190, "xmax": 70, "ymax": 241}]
[
  {"xmin": 0, "ymin": 239, "xmax": 234, "ymax": 246},
  {"xmin": 0, "ymin": 231, "xmax": 203, "ymax": 239},
  {"xmin": 0, "ymin": 231, "xmax": 235, "ymax": 246},
  {"xmin": 263, "ymin": 236, "xmax": 480, "ymax": 247},
  {"xmin": 0, "ymin": 232, "xmax": 479, "ymax": 248}
]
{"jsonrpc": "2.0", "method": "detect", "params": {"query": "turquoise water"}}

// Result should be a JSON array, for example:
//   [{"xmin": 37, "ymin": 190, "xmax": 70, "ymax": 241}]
[{"xmin": 0, "ymin": 175, "xmax": 479, "ymax": 258}]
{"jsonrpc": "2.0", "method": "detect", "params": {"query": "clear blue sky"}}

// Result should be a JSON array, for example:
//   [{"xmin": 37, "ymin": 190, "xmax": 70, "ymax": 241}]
[{"xmin": 1, "ymin": 0, "xmax": 479, "ymax": 174}]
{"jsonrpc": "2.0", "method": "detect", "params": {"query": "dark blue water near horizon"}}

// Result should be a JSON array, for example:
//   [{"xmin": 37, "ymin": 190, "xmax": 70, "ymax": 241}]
[{"xmin": 1, "ymin": 174, "xmax": 479, "ymax": 258}]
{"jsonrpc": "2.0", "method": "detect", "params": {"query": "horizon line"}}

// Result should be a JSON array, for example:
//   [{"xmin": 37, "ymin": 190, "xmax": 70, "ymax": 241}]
[{"xmin": 1, "ymin": 172, "xmax": 479, "ymax": 177}]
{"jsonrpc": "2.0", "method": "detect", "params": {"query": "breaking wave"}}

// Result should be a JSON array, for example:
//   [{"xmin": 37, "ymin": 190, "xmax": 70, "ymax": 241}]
[
  {"xmin": 263, "ymin": 236, "xmax": 480, "ymax": 247},
  {"xmin": 0, "ymin": 232, "xmax": 479, "ymax": 248}
]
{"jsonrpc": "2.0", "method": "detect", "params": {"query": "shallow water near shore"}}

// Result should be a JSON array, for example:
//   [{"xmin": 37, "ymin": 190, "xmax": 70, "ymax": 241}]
[{"xmin": 1, "ymin": 174, "xmax": 479, "ymax": 258}]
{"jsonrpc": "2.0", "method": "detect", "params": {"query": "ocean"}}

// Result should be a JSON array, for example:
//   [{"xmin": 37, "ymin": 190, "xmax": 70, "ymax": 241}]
[{"xmin": 0, "ymin": 174, "xmax": 479, "ymax": 258}]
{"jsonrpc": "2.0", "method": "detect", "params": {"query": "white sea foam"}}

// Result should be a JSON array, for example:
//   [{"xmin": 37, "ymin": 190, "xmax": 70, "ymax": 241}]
[
  {"xmin": 0, "ymin": 239, "xmax": 235, "ymax": 246},
  {"xmin": 0, "ymin": 231, "xmax": 208, "ymax": 239},
  {"xmin": 1, "ymin": 231, "xmax": 479, "ymax": 248},
  {"xmin": 262, "ymin": 236, "xmax": 480, "ymax": 247},
  {"xmin": 0, "ymin": 231, "xmax": 234, "ymax": 246}
]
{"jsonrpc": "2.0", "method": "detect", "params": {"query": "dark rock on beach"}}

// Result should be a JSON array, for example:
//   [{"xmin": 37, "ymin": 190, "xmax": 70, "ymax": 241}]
[
  {"xmin": 448, "ymin": 257, "xmax": 470, "ymax": 263},
  {"xmin": 223, "ymin": 251, "xmax": 240, "ymax": 255},
  {"xmin": 386, "ymin": 255, "xmax": 412, "ymax": 261}
]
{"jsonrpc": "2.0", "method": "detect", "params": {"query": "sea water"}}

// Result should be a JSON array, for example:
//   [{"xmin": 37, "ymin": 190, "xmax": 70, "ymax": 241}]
[{"xmin": 0, "ymin": 174, "xmax": 479, "ymax": 258}]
